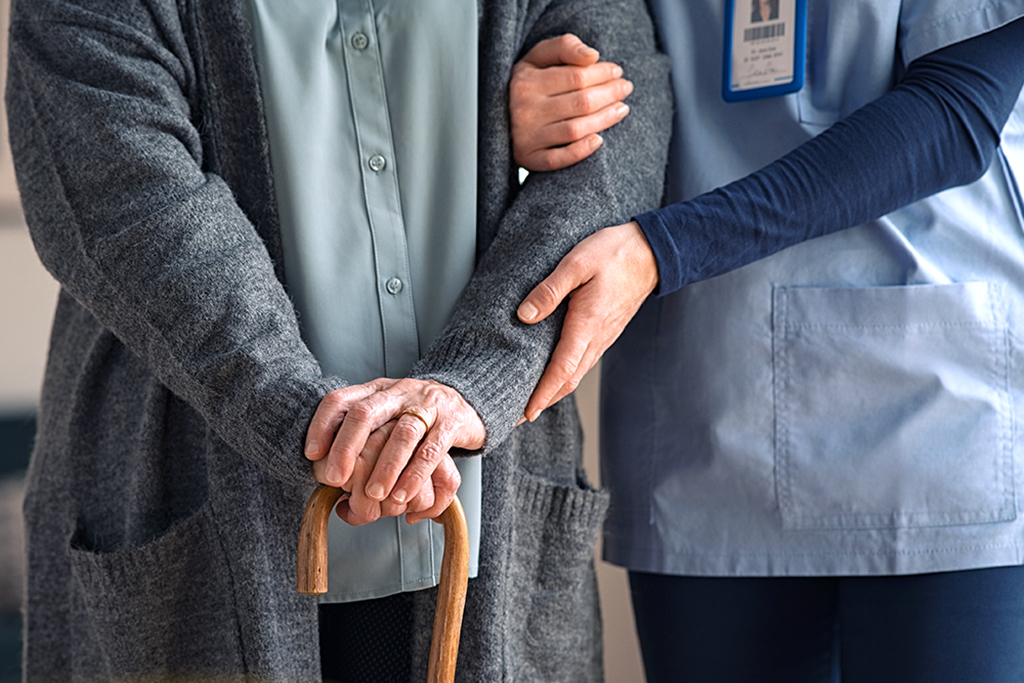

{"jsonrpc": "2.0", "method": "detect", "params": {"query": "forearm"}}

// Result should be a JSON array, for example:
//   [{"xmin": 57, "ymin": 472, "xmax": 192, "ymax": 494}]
[
  {"xmin": 412, "ymin": 0, "xmax": 672, "ymax": 452},
  {"xmin": 639, "ymin": 17, "xmax": 1024, "ymax": 294}
]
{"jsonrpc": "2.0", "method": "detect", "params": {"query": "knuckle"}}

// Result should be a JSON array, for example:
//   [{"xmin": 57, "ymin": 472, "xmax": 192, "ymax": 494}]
[
  {"xmin": 392, "ymin": 377, "xmax": 420, "ymax": 394},
  {"xmin": 416, "ymin": 442, "xmax": 445, "ymax": 467},
  {"xmin": 532, "ymin": 153, "xmax": 559, "ymax": 173},
  {"xmin": 321, "ymin": 390, "xmax": 346, "ymax": 412},
  {"xmin": 556, "ymin": 33, "xmax": 583, "ymax": 60},
  {"xmin": 533, "ymin": 278, "xmax": 562, "ymax": 306},
  {"xmin": 345, "ymin": 401, "xmax": 375, "ymax": 424},
  {"xmin": 560, "ymin": 119, "xmax": 586, "ymax": 142},
  {"xmin": 572, "ymin": 90, "xmax": 597, "ymax": 114},
  {"xmin": 556, "ymin": 33, "xmax": 578, "ymax": 49},
  {"xmin": 505, "ymin": 76, "xmax": 536, "ymax": 102},
  {"xmin": 376, "ymin": 457, "xmax": 405, "ymax": 480},
  {"xmin": 566, "ymin": 68, "xmax": 587, "ymax": 90},
  {"xmin": 508, "ymin": 78, "xmax": 530, "ymax": 102},
  {"xmin": 392, "ymin": 420, "xmax": 423, "ymax": 444},
  {"xmin": 423, "ymin": 380, "xmax": 449, "ymax": 406},
  {"xmin": 413, "ymin": 485, "xmax": 435, "ymax": 509},
  {"xmin": 438, "ymin": 466, "xmax": 461, "ymax": 494},
  {"xmin": 562, "ymin": 350, "xmax": 584, "ymax": 375},
  {"xmin": 352, "ymin": 502, "xmax": 380, "ymax": 525},
  {"xmin": 381, "ymin": 500, "xmax": 407, "ymax": 517}
]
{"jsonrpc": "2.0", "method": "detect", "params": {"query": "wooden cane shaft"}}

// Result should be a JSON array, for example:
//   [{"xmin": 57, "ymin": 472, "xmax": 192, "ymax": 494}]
[
  {"xmin": 296, "ymin": 485, "xmax": 345, "ymax": 596},
  {"xmin": 427, "ymin": 496, "xmax": 470, "ymax": 683},
  {"xmin": 295, "ymin": 486, "xmax": 470, "ymax": 683}
]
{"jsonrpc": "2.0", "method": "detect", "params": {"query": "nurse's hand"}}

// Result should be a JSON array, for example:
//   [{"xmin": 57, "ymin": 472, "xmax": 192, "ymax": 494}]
[
  {"xmin": 304, "ymin": 378, "xmax": 484, "ymax": 524},
  {"xmin": 517, "ymin": 221, "xmax": 658, "ymax": 421},
  {"xmin": 511, "ymin": 34, "xmax": 632, "ymax": 171}
]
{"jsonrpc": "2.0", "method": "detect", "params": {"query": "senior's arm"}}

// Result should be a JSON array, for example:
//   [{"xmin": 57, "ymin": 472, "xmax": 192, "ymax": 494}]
[
  {"xmin": 306, "ymin": 0, "xmax": 673, "ymax": 514},
  {"xmin": 6, "ymin": 1, "xmax": 339, "ymax": 486},
  {"xmin": 511, "ymin": 34, "xmax": 634, "ymax": 172}
]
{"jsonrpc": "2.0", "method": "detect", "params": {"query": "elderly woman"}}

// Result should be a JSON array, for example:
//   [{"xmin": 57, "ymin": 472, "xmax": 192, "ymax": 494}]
[{"xmin": 6, "ymin": 0, "xmax": 670, "ymax": 680}]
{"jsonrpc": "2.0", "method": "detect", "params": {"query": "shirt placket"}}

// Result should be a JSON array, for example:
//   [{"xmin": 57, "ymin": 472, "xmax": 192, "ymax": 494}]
[{"xmin": 338, "ymin": 0, "xmax": 420, "ymax": 378}]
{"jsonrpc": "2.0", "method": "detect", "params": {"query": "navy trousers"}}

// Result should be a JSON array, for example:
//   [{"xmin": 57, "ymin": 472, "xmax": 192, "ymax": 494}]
[{"xmin": 630, "ymin": 565, "xmax": 1024, "ymax": 683}]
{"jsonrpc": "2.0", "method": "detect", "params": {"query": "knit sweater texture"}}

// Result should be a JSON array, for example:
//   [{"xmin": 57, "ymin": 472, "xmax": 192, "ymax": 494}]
[{"xmin": 5, "ymin": 0, "xmax": 671, "ymax": 680}]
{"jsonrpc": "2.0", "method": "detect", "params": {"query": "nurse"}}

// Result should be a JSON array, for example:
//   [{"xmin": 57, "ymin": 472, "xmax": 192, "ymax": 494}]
[{"xmin": 512, "ymin": 3, "xmax": 1024, "ymax": 682}]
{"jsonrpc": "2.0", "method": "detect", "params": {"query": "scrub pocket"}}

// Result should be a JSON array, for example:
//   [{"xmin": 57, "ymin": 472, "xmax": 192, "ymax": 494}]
[{"xmin": 773, "ymin": 282, "xmax": 1014, "ymax": 530}]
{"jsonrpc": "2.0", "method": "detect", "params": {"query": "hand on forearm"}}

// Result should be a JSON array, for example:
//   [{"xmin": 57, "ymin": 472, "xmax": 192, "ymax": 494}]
[
  {"xmin": 517, "ymin": 221, "xmax": 658, "ymax": 421},
  {"xmin": 510, "ymin": 34, "xmax": 633, "ymax": 172}
]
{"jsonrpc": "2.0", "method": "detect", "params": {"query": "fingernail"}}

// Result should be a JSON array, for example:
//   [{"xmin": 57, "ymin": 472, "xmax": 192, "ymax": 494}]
[
  {"xmin": 624, "ymin": 79, "xmax": 634, "ymax": 95},
  {"xmin": 516, "ymin": 417, "xmax": 527, "ymax": 427},
  {"xmin": 589, "ymin": 134, "xmax": 604, "ymax": 149},
  {"xmin": 612, "ymin": 65, "xmax": 623, "ymax": 78},
  {"xmin": 616, "ymin": 103, "xmax": 630, "ymax": 117},
  {"xmin": 518, "ymin": 301, "xmax": 538, "ymax": 323},
  {"xmin": 326, "ymin": 464, "xmax": 342, "ymax": 486},
  {"xmin": 392, "ymin": 489, "xmax": 407, "ymax": 504},
  {"xmin": 305, "ymin": 441, "xmax": 318, "ymax": 458},
  {"xmin": 367, "ymin": 482, "xmax": 385, "ymax": 500},
  {"xmin": 526, "ymin": 410, "xmax": 540, "ymax": 423},
  {"xmin": 578, "ymin": 45, "xmax": 598, "ymax": 58}
]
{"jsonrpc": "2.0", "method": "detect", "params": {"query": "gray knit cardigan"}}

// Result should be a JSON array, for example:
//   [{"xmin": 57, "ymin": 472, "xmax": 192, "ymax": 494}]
[{"xmin": 6, "ymin": 0, "xmax": 671, "ymax": 680}]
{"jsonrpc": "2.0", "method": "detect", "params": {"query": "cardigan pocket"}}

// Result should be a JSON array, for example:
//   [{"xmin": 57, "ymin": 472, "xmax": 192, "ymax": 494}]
[
  {"xmin": 772, "ymin": 282, "xmax": 1015, "ymax": 530},
  {"xmin": 510, "ymin": 467, "xmax": 609, "ymax": 682},
  {"xmin": 68, "ymin": 501, "xmax": 245, "ymax": 680}
]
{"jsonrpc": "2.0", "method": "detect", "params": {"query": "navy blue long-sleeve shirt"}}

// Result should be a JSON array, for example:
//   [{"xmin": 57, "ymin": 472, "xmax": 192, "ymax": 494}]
[{"xmin": 637, "ymin": 17, "xmax": 1024, "ymax": 295}]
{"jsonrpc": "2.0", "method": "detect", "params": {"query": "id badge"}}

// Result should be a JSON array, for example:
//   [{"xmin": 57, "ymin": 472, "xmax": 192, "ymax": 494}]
[{"xmin": 722, "ymin": 0, "xmax": 806, "ymax": 102}]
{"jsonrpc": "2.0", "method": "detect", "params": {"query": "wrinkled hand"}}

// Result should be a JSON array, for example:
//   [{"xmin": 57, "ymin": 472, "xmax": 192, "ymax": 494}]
[
  {"xmin": 305, "ymin": 378, "xmax": 485, "ymax": 525},
  {"xmin": 329, "ymin": 419, "xmax": 464, "ymax": 525},
  {"xmin": 510, "ymin": 33, "xmax": 632, "ymax": 172},
  {"xmin": 517, "ymin": 221, "xmax": 658, "ymax": 421}
]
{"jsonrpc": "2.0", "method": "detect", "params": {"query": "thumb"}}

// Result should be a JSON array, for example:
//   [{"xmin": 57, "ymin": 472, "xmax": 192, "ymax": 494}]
[
  {"xmin": 518, "ymin": 254, "xmax": 585, "ymax": 325},
  {"xmin": 523, "ymin": 33, "xmax": 600, "ymax": 69}
]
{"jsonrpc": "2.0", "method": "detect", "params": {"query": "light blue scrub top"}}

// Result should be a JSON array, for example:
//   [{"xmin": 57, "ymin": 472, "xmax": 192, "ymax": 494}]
[
  {"xmin": 603, "ymin": 0, "xmax": 1024, "ymax": 577},
  {"xmin": 247, "ymin": 0, "xmax": 481, "ymax": 601}
]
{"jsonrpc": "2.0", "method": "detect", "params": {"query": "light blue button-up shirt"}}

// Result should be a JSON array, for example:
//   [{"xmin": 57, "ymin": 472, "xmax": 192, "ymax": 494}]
[
  {"xmin": 603, "ymin": 0, "xmax": 1024, "ymax": 577},
  {"xmin": 247, "ymin": 0, "xmax": 481, "ymax": 601}
]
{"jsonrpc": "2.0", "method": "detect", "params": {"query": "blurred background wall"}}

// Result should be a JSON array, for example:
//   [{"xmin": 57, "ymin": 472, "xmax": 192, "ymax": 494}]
[
  {"xmin": 0, "ymin": 0, "xmax": 52, "ymax": 678},
  {"xmin": 0, "ymin": 0, "xmax": 645, "ymax": 677}
]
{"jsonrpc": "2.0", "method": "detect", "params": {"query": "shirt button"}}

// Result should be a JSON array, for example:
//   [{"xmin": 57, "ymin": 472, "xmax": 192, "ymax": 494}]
[
  {"xmin": 351, "ymin": 32, "xmax": 369, "ymax": 50},
  {"xmin": 386, "ymin": 277, "xmax": 403, "ymax": 295},
  {"xmin": 368, "ymin": 154, "xmax": 387, "ymax": 172}
]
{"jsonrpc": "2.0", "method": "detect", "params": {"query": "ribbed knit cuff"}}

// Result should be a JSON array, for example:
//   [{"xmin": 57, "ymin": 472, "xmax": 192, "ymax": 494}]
[
  {"xmin": 246, "ymin": 375, "xmax": 347, "ymax": 487},
  {"xmin": 413, "ymin": 330, "xmax": 553, "ymax": 455}
]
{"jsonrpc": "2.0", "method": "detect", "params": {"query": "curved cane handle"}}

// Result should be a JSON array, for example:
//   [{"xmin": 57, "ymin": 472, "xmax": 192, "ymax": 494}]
[
  {"xmin": 296, "ymin": 486, "xmax": 469, "ymax": 683},
  {"xmin": 296, "ymin": 485, "xmax": 347, "ymax": 596}
]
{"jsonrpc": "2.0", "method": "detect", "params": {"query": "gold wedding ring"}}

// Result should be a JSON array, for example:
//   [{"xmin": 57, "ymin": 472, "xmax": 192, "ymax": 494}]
[{"xmin": 401, "ymin": 408, "xmax": 432, "ymax": 431}]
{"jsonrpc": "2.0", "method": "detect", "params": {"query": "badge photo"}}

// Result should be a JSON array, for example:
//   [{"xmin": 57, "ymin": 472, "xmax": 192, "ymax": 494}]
[{"xmin": 723, "ymin": 0, "xmax": 806, "ymax": 102}]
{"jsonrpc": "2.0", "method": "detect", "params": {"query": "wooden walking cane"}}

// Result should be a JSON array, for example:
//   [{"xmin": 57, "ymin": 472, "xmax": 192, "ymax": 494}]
[{"xmin": 297, "ymin": 485, "xmax": 470, "ymax": 683}]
